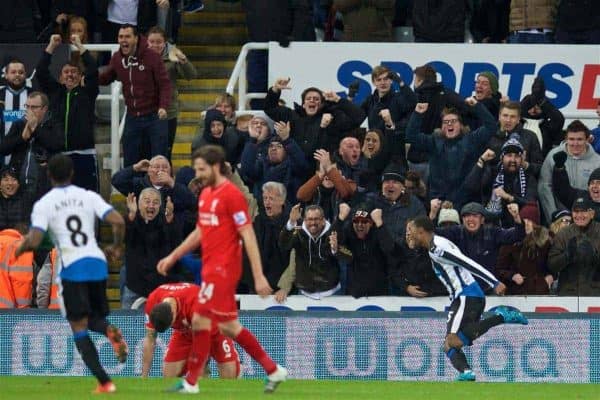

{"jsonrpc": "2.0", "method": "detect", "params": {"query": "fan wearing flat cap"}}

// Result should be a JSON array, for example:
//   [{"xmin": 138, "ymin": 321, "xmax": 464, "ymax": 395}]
[
  {"xmin": 552, "ymin": 165, "xmax": 600, "ymax": 223},
  {"xmin": 548, "ymin": 197, "xmax": 600, "ymax": 296},
  {"xmin": 433, "ymin": 200, "xmax": 525, "ymax": 282},
  {"xmin": 366, "ymin": 164, "xmax": 426, "ymax": 246}
]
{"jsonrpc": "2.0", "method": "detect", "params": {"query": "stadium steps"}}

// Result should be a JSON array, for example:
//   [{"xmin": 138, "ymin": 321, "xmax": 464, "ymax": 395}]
[{"xmin": 100, "ymin": 0, "xmax": 248, "ymax": 309}]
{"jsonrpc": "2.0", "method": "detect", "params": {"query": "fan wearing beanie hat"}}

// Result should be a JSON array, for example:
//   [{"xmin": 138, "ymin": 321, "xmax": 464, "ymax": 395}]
[{"xmin": 476, "ymin": 71, "xmax": 499, "ymax": 99}]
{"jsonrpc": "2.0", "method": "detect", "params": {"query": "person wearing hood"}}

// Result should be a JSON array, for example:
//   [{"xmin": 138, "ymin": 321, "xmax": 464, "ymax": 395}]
[
  {"xmin": 519, "ymin": 77, "xmax": 565, "ymax": 157},
  {"xmin": 539, "ymin": 120, "xmax": 600, "ymax": 223},
  {"xmin": 464, "ymin": 138, "xmax": 538, "ymax": 228},
  {"xmin": 485, "ymin": 100, "xmax": 544, "ymax": 177},
  {"xmin": 99, "ymin": 24, "xmax": 171, "ymax": 167},
  {"xmin": 405, "ymin": 97, "xmax": 496, "ymax": 209},
  {"xmin": 192, "ymin": 109, "xmax": 240, "ymax": 167},
  {"xmin": 147, "ymin": 26, "xmax": 196, "ymax": 162},
  {"xmin": 122, "ymin": 188, "xmax": 185, "ymax": 309},
  {"xmin": 0, "ymin": 91, "xmax": 63, "ymax": 201},
  {"xmin": 111, "ymin": 154, "xmax": 196, "ymax": 229},
  {"xmin": 264, "ymin": 77, "xmax": 365, "ymax": 175},
  {"xmin": 279, "ymin": 204, "xmax": 340, "ymax": 299},
  {"xmin": 409, "ymin": 64, "xmax": 469, "ymax": 182}
]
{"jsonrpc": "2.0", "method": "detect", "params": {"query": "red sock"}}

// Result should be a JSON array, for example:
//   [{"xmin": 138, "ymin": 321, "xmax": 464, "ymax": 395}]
[
  {"xmin": 234, "ymin": 328, "xmax": 277, "ymax": 374},
  {"xmin": 185, "ymin": 329, "xmax": 211, "ymax": 385}
]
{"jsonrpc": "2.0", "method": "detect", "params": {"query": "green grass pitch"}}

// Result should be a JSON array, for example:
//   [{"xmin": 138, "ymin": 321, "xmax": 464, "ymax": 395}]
[{"xmin": 0, "ymin": 376, "xmax": 597, "ymax": 400}]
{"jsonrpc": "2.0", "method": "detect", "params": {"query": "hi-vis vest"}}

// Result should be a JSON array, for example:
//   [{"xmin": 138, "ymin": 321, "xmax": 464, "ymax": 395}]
[
  {"xmin": 0, "ymin": 229, "xmax": 34, "ymax": 308},
  {"xmin": 48, "ymin": 249, "xmax": 59, "ymax": 309}
]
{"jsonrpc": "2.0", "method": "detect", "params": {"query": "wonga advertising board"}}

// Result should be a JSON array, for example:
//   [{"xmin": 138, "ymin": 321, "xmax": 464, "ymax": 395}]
[{"xmin": 268, "ymin": 42, "xmax": 600, "ymax": 120}]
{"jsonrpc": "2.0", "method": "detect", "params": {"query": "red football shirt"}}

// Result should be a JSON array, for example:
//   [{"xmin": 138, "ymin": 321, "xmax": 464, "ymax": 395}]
[
  {"xmin": 197, "ymin": 180, "xmax": 251, "ymax": 280},
  {"xmin": 145, "ymin": 283, "xmax": 199, "ymax": 331}
]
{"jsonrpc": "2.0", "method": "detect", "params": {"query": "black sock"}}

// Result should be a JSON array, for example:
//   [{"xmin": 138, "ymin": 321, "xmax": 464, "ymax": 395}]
[
  {"xmin": 462, "ymin": 315, "xmax": 504, "ymax": 342},
  {"xmin": 446, "ymin": 348, "xmax": 470, "ymax": 373},
  {"xmin": 88, "ymin": 318, "xmax": 110, "ymax": 336},
  {"xmin": 74, "ymin": 331, "xmax": 111, "ymax": 384}
]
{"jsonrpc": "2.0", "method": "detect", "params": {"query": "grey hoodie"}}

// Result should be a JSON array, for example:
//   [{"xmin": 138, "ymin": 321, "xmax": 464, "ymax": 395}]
[{"xmin": 538, "ymin": 142, "xmax": 600, "ymax": 222}]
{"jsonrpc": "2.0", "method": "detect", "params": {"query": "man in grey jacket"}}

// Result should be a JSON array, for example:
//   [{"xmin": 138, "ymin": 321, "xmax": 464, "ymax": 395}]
[{"xmin": 538, "ymin": 120, "xmax": 600, "ymax": 223}]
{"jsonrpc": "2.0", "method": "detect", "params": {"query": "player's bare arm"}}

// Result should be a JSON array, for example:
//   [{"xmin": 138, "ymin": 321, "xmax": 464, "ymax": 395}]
[
  {"xmin": 141, "ymin": 327, "xmax": 158, "ymax": 378},
  {"xmin": 157, "ymin": 226, "xmax": 202, "ymax": 276},
  {"xmin": 14, "ymin": 228, "xmax": 44, "ymax": 257},
  {"xmin": 103, "ymin": 209, "xmax": 125, "ymax": 262},
  {"xmin": 238, "ymin": 224, "xmax": 273, "ymax": 297}
]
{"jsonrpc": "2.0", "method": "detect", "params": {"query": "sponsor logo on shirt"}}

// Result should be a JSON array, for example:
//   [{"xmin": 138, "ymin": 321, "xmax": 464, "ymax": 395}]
[
  {"xmin": 233, "ymin": 211, "xmax": 247, "ymax": 226},
  {"xmin": 3, "ymin": 110, "xmax": 25, "ymax": 122},
  {"xmin": 199, "ymin": 212, "xmax": 219, "ymax": 226}
]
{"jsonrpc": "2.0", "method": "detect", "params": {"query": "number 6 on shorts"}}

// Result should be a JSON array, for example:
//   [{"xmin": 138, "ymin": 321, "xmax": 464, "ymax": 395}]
[{"xmin": 198, "ymin": 282, "xmax": 214, "ymax": 304}]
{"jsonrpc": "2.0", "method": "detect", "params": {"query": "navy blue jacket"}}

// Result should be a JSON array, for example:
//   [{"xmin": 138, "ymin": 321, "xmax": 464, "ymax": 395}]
[{"xmin": 406, "ymin": 102, "xmax": 496, "ymax": 209}]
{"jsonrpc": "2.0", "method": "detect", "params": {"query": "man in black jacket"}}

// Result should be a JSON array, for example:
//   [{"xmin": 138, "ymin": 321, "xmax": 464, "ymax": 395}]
[
  {"xmin": 38, "ymin": 33, "xmax": 100, "ymax": 192},
  {"xmin": 265, "ymin": 77, "xmax": 365, "ymax": 173},
  {"xmin": 333, "ymin": 203, "xmax": 393, "ymax": 298},
  {"xmin": 485, "ymin": 101, "xmax": 544, "ymax": 177},
  {"xmin": 279, "ymin": 204, "xmax": 340, "ymax": 298},
  {"xmin": 246, "ymin": 181, "xmax": 291, "ymax": 292},
  {"xmin": 0, "ymin": 91, "xmax": 63, "ymax": 201}
]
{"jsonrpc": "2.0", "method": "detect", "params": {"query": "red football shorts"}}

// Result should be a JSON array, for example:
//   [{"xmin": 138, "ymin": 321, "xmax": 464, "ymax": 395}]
[
  {"xmin": 163, "ymin": 328, "xmax": 240, "ymax": 366},
  {"xmin": 192, "ymin": 274, "xmax": 239, "ymax": 323}
]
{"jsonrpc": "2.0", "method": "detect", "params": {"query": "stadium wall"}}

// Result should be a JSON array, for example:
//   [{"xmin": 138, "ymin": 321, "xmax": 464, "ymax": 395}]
[
  {"xmin": 1, "ymin": 310, "xmax": 599, "ymax": 383},
  {"xmin": 268, "ymin": 42, "xmax": 600, "ymax": 121}
]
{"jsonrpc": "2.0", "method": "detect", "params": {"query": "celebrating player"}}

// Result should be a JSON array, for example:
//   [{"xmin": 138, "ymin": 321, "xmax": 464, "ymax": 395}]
[
  {"xmin": 405, "ymin": 215, "xmax": 528, "ymax": 381},
  {"xmin": 157, "ymin": 145, "xmax": 287, "ymax": 393},
  {"xmin": 16, "ymin": 154, "xmax": 128, "ymax": 394},
  {"xmin": 142, "ymin": 282, "xmax": 241, "ymax": 379}
]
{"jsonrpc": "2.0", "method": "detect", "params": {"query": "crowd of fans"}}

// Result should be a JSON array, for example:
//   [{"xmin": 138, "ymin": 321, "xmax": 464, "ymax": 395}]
[{"xmin": 1, "ymin": 1, "xmax": 600, "ymax": 309}]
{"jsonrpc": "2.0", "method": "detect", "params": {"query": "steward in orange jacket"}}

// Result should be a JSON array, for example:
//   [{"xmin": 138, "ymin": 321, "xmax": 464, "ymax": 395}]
[{"xmin": 0, "ymin": 229, "xmax": 33, "ymax": 308}]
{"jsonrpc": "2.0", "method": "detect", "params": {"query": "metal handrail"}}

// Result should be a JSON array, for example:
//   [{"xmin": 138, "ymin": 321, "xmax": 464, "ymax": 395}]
[
  {"xmin": 82, "ymin": 43, "xmax": 124, "ymax": 177},
  {"xmin": 226, "ymin": 42, "xmax": 269, "ymax": 111}
]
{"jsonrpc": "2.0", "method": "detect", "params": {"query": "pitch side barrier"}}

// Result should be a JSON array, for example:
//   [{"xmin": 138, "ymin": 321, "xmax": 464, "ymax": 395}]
[{"xmin": 1, "ymin": 308, "xmax": 600, "ymax": 382}]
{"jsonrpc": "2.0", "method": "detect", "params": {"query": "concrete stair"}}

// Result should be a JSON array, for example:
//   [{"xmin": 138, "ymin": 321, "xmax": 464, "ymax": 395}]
[{"xmin": 100, "ymin": 0, "xmax": 248, "ymax": 309}]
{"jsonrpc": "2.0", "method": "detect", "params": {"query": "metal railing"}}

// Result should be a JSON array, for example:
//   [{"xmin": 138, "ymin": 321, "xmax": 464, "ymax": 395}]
[
  {"xmin": 84, "ymin": 44, "xmax": 125, "ymax": 177},
  {"xmin": 226, "ymin": 42, "xmax": 269, "ymax": 111}
]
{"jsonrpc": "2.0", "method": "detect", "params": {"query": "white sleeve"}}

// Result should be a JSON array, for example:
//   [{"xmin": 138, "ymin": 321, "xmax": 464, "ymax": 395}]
[
  {"xmin": 30, "ymin": 200, "xmax": 49, "ymax": 233},
  {"xmin": 90, "ymin": 191, "xmax": 114, "ymax": 220}
]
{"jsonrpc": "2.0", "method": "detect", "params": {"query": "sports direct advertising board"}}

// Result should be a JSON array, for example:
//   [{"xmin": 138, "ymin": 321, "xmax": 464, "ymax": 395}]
[{"xmin": 268, "ymin": 42, "xmax": 600, "ymax": 119}]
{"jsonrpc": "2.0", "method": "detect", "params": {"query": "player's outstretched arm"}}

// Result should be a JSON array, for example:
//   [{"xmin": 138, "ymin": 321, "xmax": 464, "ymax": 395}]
[
  {"xmin": 238, "ymin": 224, "xmax": 273, "ymax": 297},
  {"xmin": 141, "ymin": 327, "xmax": 157, "ymax": 378},
  {"xmin": 157, "ymin": 226, "xmax": 202, "ymax": 276},
  {"xmin": 15, "ymin": 228, "xmax": 45, "ymax": 257},
  {"xmin": 103, "ymin": 209, "xmax": 125, "ymax": 262}
]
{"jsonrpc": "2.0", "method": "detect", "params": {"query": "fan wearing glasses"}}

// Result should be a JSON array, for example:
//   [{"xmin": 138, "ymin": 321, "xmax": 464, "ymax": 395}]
[
  {"xmin": 0, "ymin": 91, "xmax": 63, "ymax": 200},
  {"xmin": 405, "ymin": 96, "xmax": 496, "ymax": 210}
]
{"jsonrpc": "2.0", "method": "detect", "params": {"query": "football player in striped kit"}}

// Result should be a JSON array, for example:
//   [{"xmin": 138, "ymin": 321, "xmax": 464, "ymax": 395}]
[{"xmin": 406, "ymin": 215, "xmax": 528, "ymax": 381}]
